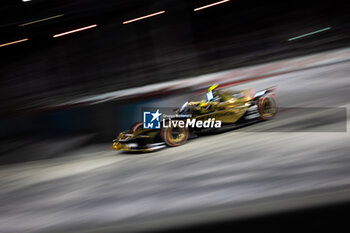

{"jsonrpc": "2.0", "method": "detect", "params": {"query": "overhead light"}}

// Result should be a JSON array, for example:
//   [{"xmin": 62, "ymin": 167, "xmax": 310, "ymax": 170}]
[
  {"xmin": 122, "ymin": 11, "xmax": 165, "ymax": 24},
  {"xmin": 194, "ymin": 0, "xmax": 230, "ymax": 12},
  {"xmin": 0, "ymin": 38, "xmax": 29, "ymax": 48},
  {"xmin": 19, "ymin": 14, "xmax": 64, "ymax": 27},
  {"xmin": 22, "ymin": 0, "xmax": 32, "ymax": 2},
  {"xmin": 288, "ymin": 27, "xmax": 332, "ymax": 41},
  {"xmin": 53, "ymin": 24, "xmax": 97, "ymax": 38}
]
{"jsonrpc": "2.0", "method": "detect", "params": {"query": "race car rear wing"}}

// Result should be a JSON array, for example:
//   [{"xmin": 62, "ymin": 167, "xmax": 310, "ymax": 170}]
[{"xmin": 253, "ymin": 86, "xmax": 278, "ymax": 98}]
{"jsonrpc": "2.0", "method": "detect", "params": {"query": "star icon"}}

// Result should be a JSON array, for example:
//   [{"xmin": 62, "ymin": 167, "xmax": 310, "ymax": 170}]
[{"xmin": 151, "ymin": 109, "xmax": 162, "ymax": 122}]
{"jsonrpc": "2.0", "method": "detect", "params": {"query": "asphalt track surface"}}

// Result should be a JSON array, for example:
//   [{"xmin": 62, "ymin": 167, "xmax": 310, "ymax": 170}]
[{"xmin": 1, "ymin": 61, "xmax": 350, "ymax": 233}]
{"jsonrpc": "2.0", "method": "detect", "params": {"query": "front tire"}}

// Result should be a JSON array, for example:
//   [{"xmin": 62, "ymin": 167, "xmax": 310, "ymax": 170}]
[
  {"xmin": 131, "ymin": 122, "xmax": 143, "ymax": 132},
  {"xmin": 161, "ymin": 121, "xmax": 189, "ymax": 147}
]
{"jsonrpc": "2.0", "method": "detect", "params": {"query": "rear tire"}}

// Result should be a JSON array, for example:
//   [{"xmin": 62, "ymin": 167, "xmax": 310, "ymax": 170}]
[{"xmin": 258, "ymin": 95, "xmax": 278, "ymax": 120}]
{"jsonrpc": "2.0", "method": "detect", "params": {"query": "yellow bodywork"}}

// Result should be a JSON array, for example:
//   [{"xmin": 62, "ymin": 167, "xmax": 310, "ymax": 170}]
[
  {"xmin": 188, "ymin": 88, "xmax": 255, "ymax": 123},
  {"xmin": 112, "ymin": 141, "xmax": 161, "ymax": 152},
  {"xmin": 112, "ymin": 142, "xmax": 125, "ymax": 150}
]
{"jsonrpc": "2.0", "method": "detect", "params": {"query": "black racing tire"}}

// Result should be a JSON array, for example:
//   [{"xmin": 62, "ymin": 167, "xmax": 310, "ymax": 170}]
[
  {"xmin": 258, "ymin": 95, "xmax": 278, "ymax": 120},
  {"xmin": 131, "ymin": 122, "xmax": 143, "ymax": 132},
  {"xmin": 161, "ymin": 121, "xmax": 189, "ymax": 147}
]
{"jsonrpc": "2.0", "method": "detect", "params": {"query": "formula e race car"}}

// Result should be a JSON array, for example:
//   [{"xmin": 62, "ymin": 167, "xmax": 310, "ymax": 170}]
[{"xmin": 112, "ymin": 84, "xmax": 278, "ymax": 152}]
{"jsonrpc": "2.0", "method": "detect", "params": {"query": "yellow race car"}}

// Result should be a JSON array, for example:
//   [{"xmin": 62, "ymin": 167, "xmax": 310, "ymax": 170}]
[{"xmin": 112, "ymin": 84, "xmax": 278, "ymax": 152}]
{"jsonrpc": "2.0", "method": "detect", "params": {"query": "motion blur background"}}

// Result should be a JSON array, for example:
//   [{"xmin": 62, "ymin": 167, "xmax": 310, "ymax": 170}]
[
  {"xmin": 1, "ymin": 0, "xmax": 349, "ymax": 139},
  {"xmin": 1, "ymin": 0, "xmax": 350, "ymax": 232}
]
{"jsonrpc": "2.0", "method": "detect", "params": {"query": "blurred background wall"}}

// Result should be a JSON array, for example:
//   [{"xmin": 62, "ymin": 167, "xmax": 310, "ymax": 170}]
[{"xmin": 0, "ymin": 0, "xmax": 349, "ymax": 143}]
